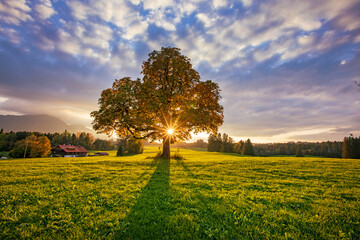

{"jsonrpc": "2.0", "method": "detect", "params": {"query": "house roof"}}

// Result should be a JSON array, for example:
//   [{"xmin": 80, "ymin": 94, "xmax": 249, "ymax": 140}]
[{"xmin": 52, "ymin": 145, "xmax": 88, "ymax": 153}]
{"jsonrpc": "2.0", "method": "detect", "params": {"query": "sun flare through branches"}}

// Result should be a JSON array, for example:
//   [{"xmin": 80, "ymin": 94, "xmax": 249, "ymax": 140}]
[{"xmin": 167, "ymin": 128, "xmax": 174, "ymax": 135}]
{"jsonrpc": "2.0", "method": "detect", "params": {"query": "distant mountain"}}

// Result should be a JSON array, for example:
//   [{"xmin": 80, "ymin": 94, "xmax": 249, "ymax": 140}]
[{"xmin": 0, "ymin": 114, "xmax": 94, "ymax": 134}]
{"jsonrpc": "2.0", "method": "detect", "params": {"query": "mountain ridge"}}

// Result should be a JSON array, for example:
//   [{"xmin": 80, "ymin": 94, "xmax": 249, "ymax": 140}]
[{"xmin": 0, "ymin": 114, "xmax": 94, "ymax": 134}]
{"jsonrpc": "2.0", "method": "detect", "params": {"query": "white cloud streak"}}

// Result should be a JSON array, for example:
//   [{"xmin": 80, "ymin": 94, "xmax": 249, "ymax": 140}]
[
  {"xmin": 0, "ymin": 0, "xmax": 32, "ymax": 25},
  {"xmin": 34, "ymin": 0, "xmax": 56, "ymax": 19}
]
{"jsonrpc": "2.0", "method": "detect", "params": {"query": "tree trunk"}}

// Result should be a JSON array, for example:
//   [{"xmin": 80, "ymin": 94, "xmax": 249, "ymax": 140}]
[{"xmin": 162, "ymin": 138, "xmax": 171, "ymax": 159}]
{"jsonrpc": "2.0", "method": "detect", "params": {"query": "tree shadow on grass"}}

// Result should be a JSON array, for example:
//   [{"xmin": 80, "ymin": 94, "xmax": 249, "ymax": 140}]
[
  {"xmin": 115, "ymin": 157, "xmax": 261, "ymax": 239},
  {"xmin": 115, "ymin": 157, "xmax": 173, "ymax": 239}
]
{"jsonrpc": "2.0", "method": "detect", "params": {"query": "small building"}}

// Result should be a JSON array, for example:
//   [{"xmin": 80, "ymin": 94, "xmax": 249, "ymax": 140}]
[{"xmin": 51, "ymin": 145, "xmax": 88, "ymax": 157}]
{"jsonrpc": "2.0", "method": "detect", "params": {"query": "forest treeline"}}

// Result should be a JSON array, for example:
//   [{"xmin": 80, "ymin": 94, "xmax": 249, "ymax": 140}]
[
  {"xmin": 0, "ymin": 129, "xmax": 116, "ymax": 153},
  {"xmin": 1, "ymin": 129, "xmax": 359, "ymax": 159},
  {"xmin": 208, "ymin": 133, "xmax": 360, "ymax": 159},
  {"xmin": 208, "ymin": 133, "xmax": 255, "ymax": 155}
]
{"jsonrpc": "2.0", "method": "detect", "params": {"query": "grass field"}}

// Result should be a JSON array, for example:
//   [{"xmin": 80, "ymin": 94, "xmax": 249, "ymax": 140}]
[{"xmin": 1, "ymin": 148, "xmax": 359, "ymax": 239}]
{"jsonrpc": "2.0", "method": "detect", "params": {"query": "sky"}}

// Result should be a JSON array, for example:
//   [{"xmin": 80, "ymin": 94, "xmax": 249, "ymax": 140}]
[{"xmin": 0, "ymin": 0, "xmax": 360, "ymax": 143}]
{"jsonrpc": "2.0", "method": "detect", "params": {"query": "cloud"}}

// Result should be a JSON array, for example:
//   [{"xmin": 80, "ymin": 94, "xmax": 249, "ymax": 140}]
[
  {"xmin": 123, "ymin": 21, "xmax": 148, "ymax": 40},
  {"xmin": 213, "ymin": 0, "xmax": 227, "ymax": 9},
  {"xmin": 197, "ymin": 13, "xmax": 217, "ymax": 28},
  {"xmin": 142, "ymin": 0, "xmax": 174, "ymax": 10},
  {"xmin": 0, "ymin": 27, "xmax": 21, "ymax": 44},
  {"xmin": 0, "ymin": 96, "xmax": 9, "ymax": 103},
  {"xmin": 241, "ymin": 0, "xmax": 252, "ymax": 7},
  {"xmin": 354, "ymin": 35, "xmax": 360, "ymax": 43},
  {"xmin": 298, "ymin": 34, "xmax": 315, "ymax": 46},
  {"xmin": 0, "ymin": 0, "xmax": 32, "ymax": 25},
  {"xmin": 0, "ymin": 0, "xmax": 359, "ymax": 142},
  {"xmin": 68, "ymin": 0, "xmax": 140, "ymax": 29},
  {"xmin": 217, "ymin": 47, "xmax": 360, "ymax": 141},
  {"xmin": 110, "ymin": 41, "xmax": 138, "ymax": 70},
  {"xmin": 56, "ymin": 30, "xmax": 81, "ymax": 55},
  {"xmin": 34, "ymin": 0, "xmax": 56, "ymax": 19},
  {"xmin": 192, "ymin": 0, "xmax": 360, "ymax": 68}
]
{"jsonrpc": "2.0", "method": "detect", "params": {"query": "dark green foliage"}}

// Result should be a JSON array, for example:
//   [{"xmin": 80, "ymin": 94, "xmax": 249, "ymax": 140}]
[
  {"xmin": 9, "ymin": 139, "xmax": 28, "ymax": 158},
  {"xmin": 222, "ymin": 133, "xmax": 234, "ymax": 153},
  {"xmin": 234, "ymin": 140, "xmax": 244, "ymax": 154},
  {"xmin": 279, "ymin": 145, "xmax": 287, "ymax": 155},
  {"xmin": 243, "ymin": 139, "xmax": 255, "ymax": 156},
  {"xmin": 208, "ymin": 133, "xmax": 238, "ymax": 154},
  {"xmin": 8, "ymin": 135, "xmax": 51, "ymax": 158},
  {"xmin": 255, "ymin": 141, "xmax": 343, "ymax": 157},
  {"xmin": 296, "ymin": 145, "xmax": 303, "ymax": 157},
  {"xmin": 174, "ymin": 139, "xmax": 207, "ymax": 149},
  {"xmin": 116, "ymin": 146, "xmax": 124, "ymax": 156},
  {"xmin": 0, "ymin": 130, "xmax": 115, "ymax": 153},
  {"xmin": 342, "ymin": 135, "xmax": 360, "ymax": 159},
  {"xmin": 92, "ymin": 139, "xmax": 115, "ymax": 151},
  {"xmin": 0, "ymin": 133, "xmax": 8, "ymax": 151},
  {"xmin": 0, "ymin": 131, "xmax": 42, "ymax": 151},
  {"xmin": 118, "ymin": 135, "xmax": 144, "ymax": 156},
  {"xmin": 215, "ymin": 133, "xmax": 223, "ymax": 152},
  {"xmin": 127, "ymin": 138, "xmax": 144, "ymax": 154},
  {"xmin": 207, "ymin": 133, "xmax": 216, "ymax": 152}
]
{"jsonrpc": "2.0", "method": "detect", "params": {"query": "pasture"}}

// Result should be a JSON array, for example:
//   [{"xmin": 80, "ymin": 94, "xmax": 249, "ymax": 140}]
[{"xmin": 0, "ymin": 148, "xmax": 359, "ymax": 239}]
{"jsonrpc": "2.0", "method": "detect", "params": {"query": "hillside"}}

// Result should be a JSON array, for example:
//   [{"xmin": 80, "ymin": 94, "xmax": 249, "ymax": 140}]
[{"xmin": 0, "ymin": 114, "xmax": 93, "ymax": 134}]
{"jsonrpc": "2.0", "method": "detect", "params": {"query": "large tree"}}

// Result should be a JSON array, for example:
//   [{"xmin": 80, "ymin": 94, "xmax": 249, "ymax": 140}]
[{"xmin": 91, "ymin": 47, "xmax": 224, "ymax": 158}]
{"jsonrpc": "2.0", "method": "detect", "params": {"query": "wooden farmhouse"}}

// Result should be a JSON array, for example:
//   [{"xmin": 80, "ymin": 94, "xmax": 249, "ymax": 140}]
[{"xmin": 51, "ymin": 145, "xmax": 88, "ymax": 157}]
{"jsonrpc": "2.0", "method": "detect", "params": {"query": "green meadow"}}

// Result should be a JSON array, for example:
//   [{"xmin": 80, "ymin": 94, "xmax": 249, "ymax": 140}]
[{"xmin": 1, "ymin": 148, "xmax": 359, "ymax": 239}]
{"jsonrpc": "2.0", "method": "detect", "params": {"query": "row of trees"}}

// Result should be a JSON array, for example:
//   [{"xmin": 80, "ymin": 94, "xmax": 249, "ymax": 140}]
[
  {"xmin": 207, "ymin": 133, "xmax": 234, "ymax": 152},
  {"xmin": 234, "ymin": 139, "xmax": 255, "ymax": 156},
  {"xmin": 0, "ymin": 129, "xmax": 148, "ymax": 158},
  {"xmin": 342, "ymin": 136, "xmax": 360, "ymax": 159},
  {"xmin": 47, "ymin": 131, "xmax": 94, "ymax": 149},
  {"xmin": 207, "ymin": 133, "xmax": 255, "ymax": 155},
  {"xmin": 207, "ymin": 133, "xmax": 360, "ymax": 159},
  {"xmin": 0, "ymin": 130, "xmax": 116, "ymax": 152},
  {"xmin": 9, "ymin": 135, "xmax": 51, "ymax": 158},
  {"xmin": 254, "ymin": 141, "xmax": 343, "ymax": 157}
]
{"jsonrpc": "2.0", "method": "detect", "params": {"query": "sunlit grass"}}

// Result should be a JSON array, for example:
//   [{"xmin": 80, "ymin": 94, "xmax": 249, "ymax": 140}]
[{"xmin": 0, "ymin": 148, "xmax": 359, "ymax": 239}]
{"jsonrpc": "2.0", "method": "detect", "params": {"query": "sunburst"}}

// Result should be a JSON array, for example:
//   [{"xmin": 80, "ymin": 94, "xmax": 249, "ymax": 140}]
[{"xmin": 167, "ymin": 128, "xmax": 174, "ymax": 135}]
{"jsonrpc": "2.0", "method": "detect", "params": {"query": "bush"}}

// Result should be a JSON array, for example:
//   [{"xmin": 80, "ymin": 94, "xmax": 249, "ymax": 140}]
[
  {"xmin": 9, "ymin": 140, "xmax": 28, "ymax": 158},
  {"xmin": 117, "ymin": 135, "xmax": 144, "ymax": 156}
]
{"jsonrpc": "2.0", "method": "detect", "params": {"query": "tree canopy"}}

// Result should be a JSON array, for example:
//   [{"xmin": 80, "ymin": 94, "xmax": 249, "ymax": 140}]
[
  {"xmin": 91, "ymin": 47, "xmax": 223, "ymax": 158},
  {"xmin": 9, "ymin": 135, "xmax": 51, "ymax": 158}
]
